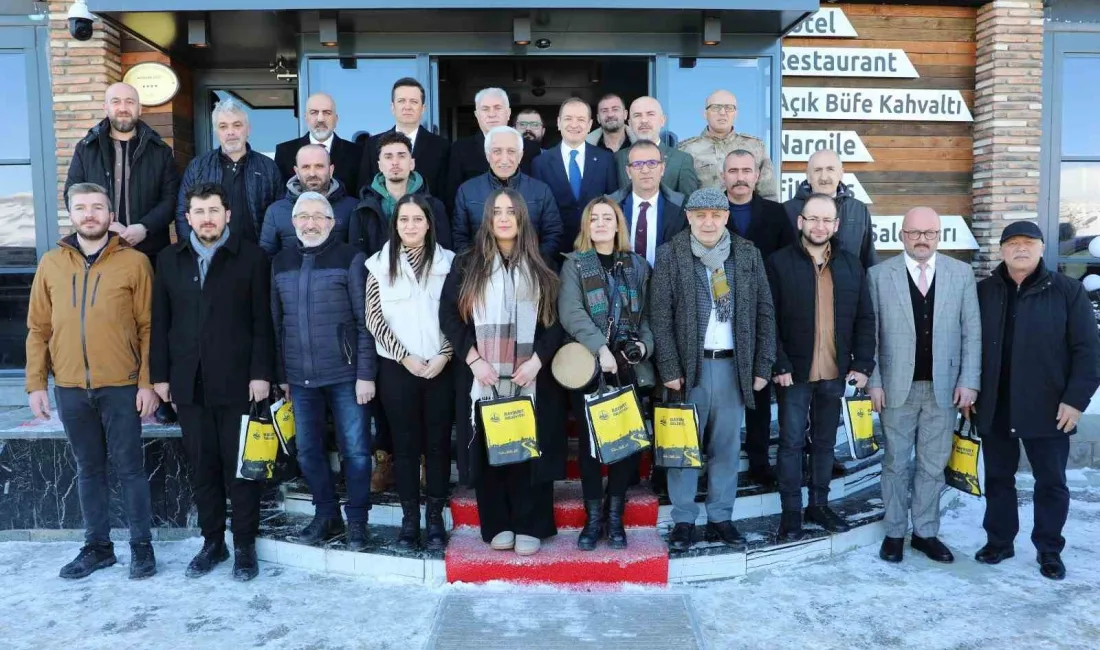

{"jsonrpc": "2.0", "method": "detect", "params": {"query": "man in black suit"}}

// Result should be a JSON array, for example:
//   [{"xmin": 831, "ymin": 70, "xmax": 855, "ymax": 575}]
[
  {"xmin": 606, "ymin": 140, "xmax": 687, "ymax": 267},
  {"xmin": 532, "ymin": 98, "xmax": 618, "ymax": 256},
  {"xmin": 274, "ymin": 93, "xmax": 363, "ymax": 195},
  {"xmin": 444, "ymin": 87, "xmax": 540, "ymax": 211},
  {"xmin": 724, "ymin": 148, "xmax": 796, "ymax": 487},
  {"xmin": 359, "ymin": 77, "xmax": 451, "ymax": 200}
]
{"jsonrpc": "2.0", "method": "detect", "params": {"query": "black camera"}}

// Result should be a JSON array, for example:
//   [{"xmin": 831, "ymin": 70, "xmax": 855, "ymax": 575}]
[{"xmin": 616, "ymin": 337, "xmax": 645, "ymax": 365}]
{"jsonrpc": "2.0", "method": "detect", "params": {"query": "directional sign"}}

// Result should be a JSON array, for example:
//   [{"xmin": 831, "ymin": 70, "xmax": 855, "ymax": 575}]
[
  {"xmin": 787, "ymin": 8, "xmax": 858, "ymax": 38},
  {"xmin": 872, "ymin": 216, "xmax": 978, "ymax": 251},
  {"xmin": 781, "ymin": 173, "xmax": 873, "ymax": 205},
  {"xmin": 782, "ymin": 130, "xmax": 874, "ymax": 163},
  {"xmin": 782, "ymin": 47, "xmax": 919, "ymax": 78},
  {"xmin": 782, "ymin": 87, "xmax": 973, "ymax": 122}
]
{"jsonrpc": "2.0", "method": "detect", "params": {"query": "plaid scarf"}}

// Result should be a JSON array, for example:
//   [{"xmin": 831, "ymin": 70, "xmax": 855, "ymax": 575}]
[
  {"xmin": 574, "ymin": 249, "xmax": 642, "ymax": 347},
  {"xmin": 470, "ymin": 255, "xmax": 540, "ymax": 413},
  {"xmin": 690, "ymin": 229, "xmax": 733, "ymax": 322}
]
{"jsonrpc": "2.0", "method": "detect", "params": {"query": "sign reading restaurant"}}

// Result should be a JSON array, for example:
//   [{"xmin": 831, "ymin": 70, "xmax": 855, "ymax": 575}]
[
  {"xmin": 782, "ymin": 47, "xmax": 919, "ymax": 78},
  {"xmin": 782, "ymin": 88, "xmax": 974, "ymax": 122}
]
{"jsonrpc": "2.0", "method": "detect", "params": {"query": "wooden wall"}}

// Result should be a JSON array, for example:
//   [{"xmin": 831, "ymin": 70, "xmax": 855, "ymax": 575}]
[{"xmin": 783, "ymin": 3, "xmax": 977, "ymax": 256}]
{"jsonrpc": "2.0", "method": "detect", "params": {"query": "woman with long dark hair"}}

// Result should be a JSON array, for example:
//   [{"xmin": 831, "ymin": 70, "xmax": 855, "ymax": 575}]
[
  {"xmin": 365, "ymin": 193, "xmax": 455, "ymax": 550},
  {"xmin": 439, "ymin": 188, "xmax": 565, "ymax": 556},
  {"xmin": 558, "ymin": 197, "xmax": 655, "ymax": 550}
]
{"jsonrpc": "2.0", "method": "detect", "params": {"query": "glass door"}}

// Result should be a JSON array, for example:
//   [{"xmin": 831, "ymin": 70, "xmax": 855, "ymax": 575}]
[{"xmin": 194, "ymin": 70, "xmax": 300, "ymax": 159}]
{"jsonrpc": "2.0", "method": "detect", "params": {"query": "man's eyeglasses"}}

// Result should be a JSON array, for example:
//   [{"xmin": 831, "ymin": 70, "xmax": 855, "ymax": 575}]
[
  {"xmin": 628, "ymin": 159, "xmax": 663, "ymax": 169},
  {"xmin": 902, "ymin": 229, "xmax": 941, "ymax": 241},
  {"xmin": 516, "ymin": 121, "xmax": 542, "ymax": 129},
  {"xmin": 800, "ymin": 215, "xmax": 838, "ymax": 226},
  {"xmin": 706, "ymin": 104, "xmax": 737, "ymax": 114},
  {"xmin": 292, "ymin": 212, "xmax": 334, "ymax": 224}
]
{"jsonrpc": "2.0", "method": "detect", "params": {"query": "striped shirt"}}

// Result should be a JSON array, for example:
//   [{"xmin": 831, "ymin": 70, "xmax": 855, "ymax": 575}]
[{"xmin": 364, "ymin": 245, "xmax": 453, "ymax": 361}]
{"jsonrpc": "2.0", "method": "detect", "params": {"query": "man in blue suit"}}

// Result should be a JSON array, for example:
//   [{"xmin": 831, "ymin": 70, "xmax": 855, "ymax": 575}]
[
  {"xmin": 607, "ymin": 140, "xmax": 687, "ymax": 267},
  {"xmin": 532, "ymin": 98, "xmax": 619, "ymax": 257}
]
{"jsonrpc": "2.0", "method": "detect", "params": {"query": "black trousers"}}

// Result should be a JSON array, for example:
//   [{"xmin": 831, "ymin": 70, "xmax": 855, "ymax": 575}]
[
  {"xmin": 474, "ymin": 460, "xmax": 556, "ymax": 542},
  {"xmin": 744, "ymin": 383, "xmax": 773, "ymax": 470},
  {"xmin": 982, "ymin": 429, "xmax": 1071, "ymax": 554},
  {"xmin": 570, "ymin": 388, "xmax": 639, "ymax": 501},
  {"xmin": 178, "ymin": 401, "xmax": 265, "ymax": 546},
  {"xmin": 377, "ymin": 357, "xmax": 454, "ymax": 502}
]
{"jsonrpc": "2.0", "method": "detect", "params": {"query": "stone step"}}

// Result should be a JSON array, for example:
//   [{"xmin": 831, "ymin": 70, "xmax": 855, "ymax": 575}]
[{"xmin": 448, "ymin": 481, "xmax": 659, "ymax": 530}]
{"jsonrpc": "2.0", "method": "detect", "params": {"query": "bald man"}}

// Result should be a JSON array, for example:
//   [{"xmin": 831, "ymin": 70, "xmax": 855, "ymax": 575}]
[
  {"xmin": 274, "ymin": 92, "xmax": 364, "ymax": 194},
  {"xmin": 679, "ymin": 90, "xmax": 777, "ymax": 200},
  {"xmin": 784, "ymin": 149, "xmax": 877, "ymax": 268},
  {"xmin": 613, "ymin": 96, "xmax": 699, "ymax": 196},
  {"xmin": 64, "ymin": 82, "xmax": 180, "ymax": 261},
  {"xmin": 867, "ymin": 207, "xmax": 980, "ymax": 564}
]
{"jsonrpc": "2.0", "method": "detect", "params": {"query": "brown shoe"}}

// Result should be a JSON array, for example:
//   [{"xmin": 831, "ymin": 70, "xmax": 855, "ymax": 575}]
[{"xmin": 371, "ymin": 450, "xmax": 395, "ymax": 493}]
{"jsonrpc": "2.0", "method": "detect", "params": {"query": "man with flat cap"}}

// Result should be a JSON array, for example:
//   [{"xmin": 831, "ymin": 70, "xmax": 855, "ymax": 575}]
[{"xmin": 974, "ymin": 221, "xmax": 1100, "ymax": 581}]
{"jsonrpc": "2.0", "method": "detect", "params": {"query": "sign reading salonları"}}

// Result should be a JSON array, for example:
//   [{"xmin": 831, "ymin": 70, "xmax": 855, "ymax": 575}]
[
  {"xmin": 872, "ymin": 216, "xmax": 978, "ymax": 251},
  {"xmin": 787, "ymin": 8, "xmax": 858, "ymax": 38},
  {"xmin": 781, "ymin": 173, "xmax": 873, "ymax": 205},
  {"xmin": 782, "ymin": 88, "xmax": 973, "ymax": 122},
  {"xmin": 782, "ymin": 47, "xmax": 919, "ymax": 78},
  {"xmin": 782, "ymin": 130, "xmax": 874, "ymax": 163}
]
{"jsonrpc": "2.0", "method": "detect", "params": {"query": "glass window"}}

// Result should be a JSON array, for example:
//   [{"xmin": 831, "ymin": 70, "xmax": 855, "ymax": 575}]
[
  {"xmin": 1060, "ymin": 56, "xmax": 1100, "ymax": 158},
  {"xmin": 209, "ymin": 89, "xmax": 298, "ymax": 160},
  {"xmin": 0, "ymin": 273, "xmax": 32, "ymax": 370},
  {"xmin": 0, "ymin": 165, "xmax": 35, "ymax": 267},
  {"xmin": 1058, "ymin": 162, "xmax": 1100, "ymax": 259},
  {"xmin": 0, "ymin": 52, "xmax": 30, "ymax": 160},
  {"xmin": 306, "ymin": 58, "xmax": 419, "ymax": 142},
  {"xmin": 664, "ymin": 58, "xmax": 771, "ymax": 148}
]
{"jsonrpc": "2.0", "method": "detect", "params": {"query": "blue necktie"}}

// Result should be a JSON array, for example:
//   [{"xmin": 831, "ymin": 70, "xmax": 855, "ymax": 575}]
[{"xmin": 568, "ymin": 149, "xmax": 582, "ymax": 200}]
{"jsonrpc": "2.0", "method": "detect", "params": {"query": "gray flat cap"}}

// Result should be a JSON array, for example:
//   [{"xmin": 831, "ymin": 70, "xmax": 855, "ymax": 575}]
[{"xmin": 684, "ymin": 187, "xmax": 730, "ymax": 211}]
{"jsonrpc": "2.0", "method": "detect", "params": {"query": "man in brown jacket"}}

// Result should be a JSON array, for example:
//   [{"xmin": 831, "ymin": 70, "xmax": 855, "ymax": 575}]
[{"xmin": 26, "ymin": 182, "xmax": 160, "ymax": 581}]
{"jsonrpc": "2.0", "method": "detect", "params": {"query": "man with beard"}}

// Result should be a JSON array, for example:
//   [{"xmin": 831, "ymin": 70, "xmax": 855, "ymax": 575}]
[
  {"xmin": 275, "ymin": 92, "xmax": 363, "ymax": 193},
  {"xmin": 613, "ymin": 97, "xmax": 699, "ymax": 197},
  {"xmin": 444, "ymin": 87, "xmax": 540, "ymax": 211},
  {"xmin": 679, "ymin": 90, "xmax": 777, "ymax": 200},
  {"xmin": 784, "ymin": 149, "xmax": 876, "ymax": 269},
  {"xmin": 587, "ymin": 94, "xmax": 631, "ymax": 154},
  {"xmin": 151, "ymin": 183, "xmax": 274, "ymax": 582},
  {"xmin": 259, "ymin": 144, "xmax": 357, "ymax": 256},
  {"xmin": 176, "ymin": 97, "xmax": 282, "ymax": 244},
  {"xmin": 767, "ymin": 193, "xmax": 875, "ymax": 542},
  {"xmin": 64, "ymin": 82, "xmax": 179, "ymax": 263},
  {"xmin": 360, "ymin": 78, "xmax": 450, "ymax": 197},
  {"xmin": 867, "ymin": 207, "xmax": 980, "ymax": 565},
  {"xmin": 514, "ymin": 108, "xmax": 547, "ymax": 148},
  {"xmin": 27, "ymin": 183, "xmax": 159, "ymax": 580},
  {"xmin": 722, "ymin": 149, "xmax": 795, "ymax": 487},
  {"xmin": 272, "ymin": 192, "xmax": 376, "ymax": 551}
]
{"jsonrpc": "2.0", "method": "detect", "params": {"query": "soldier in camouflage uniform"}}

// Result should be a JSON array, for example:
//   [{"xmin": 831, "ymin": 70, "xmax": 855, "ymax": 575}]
[{"xmin": 678, "ymin": 90, "xmax": 778, "ymax": 201}]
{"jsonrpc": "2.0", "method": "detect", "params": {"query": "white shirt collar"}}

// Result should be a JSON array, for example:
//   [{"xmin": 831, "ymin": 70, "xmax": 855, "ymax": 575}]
[
  {"xmin": 632, "ymin": 191, "xmax": 659, "ymax": 207},
  {"xmin": 309, "ymin": 133, "xmax": 334, "ymax": 150},
  {"xmin": 903, "ymin": 252, "xmax": 937, "ymax": 274},
  {"xmin": 395, "ymin": 124, "xmax": 419, "ymax": 144}
]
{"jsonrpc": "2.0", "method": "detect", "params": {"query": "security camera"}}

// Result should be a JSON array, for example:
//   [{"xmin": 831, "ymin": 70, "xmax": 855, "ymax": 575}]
[{"xmin": 68, "ymin": 0, "xmax": 95, "ymax": 41}]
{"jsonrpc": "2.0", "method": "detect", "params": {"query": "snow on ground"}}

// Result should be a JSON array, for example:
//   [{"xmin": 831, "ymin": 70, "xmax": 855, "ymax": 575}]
[{"xmin": 1, "ymin": 484, "xmax": 1098, "ymax": 650}]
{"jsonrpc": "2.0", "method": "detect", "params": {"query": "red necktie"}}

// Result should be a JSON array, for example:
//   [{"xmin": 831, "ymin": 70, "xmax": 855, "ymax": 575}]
[{"xmin": 634, "ymin": 201, "xmax": 650, "ymax": 258}]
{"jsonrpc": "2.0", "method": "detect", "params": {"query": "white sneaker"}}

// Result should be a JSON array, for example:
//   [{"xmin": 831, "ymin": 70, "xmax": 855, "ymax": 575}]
[
  {"xmin": 490, "ymin": 531, "xmax": 515, "ymax": 550},
  {"xmin": 514, "ymin": 534, "xmax": 541, "ymax": 556}
]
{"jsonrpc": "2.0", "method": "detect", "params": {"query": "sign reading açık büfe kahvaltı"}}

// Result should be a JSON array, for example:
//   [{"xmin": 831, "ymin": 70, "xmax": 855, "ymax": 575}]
[
  {"xmin": 782, "ymin": 47, "xmax": 919, "ymax": 78},
  {"xmin": 782, "ymin": 88, "xmax": 973, "ymax": 121}
]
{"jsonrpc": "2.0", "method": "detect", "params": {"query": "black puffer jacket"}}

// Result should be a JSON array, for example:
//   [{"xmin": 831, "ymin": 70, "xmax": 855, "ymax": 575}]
[
  {"xmin": 349, "ymin": 184, "xmax": 452, "ymax": 258},
  {"xmin": 64, "ymin": 119, "xmax": 180, "ymax": 258},
  {"xmin": 783, "ymin": 181, "xmax": 878, "ymax": 269},
  {"xmin": 765, "ymin": 239, "xmax": 876, "ymax": 382}
]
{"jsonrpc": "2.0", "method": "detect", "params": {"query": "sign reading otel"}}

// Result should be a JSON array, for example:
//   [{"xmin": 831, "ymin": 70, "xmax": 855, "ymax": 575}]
[{"xmin": 782, "ymin": 7, "xmax": 978, "ymax": 250}]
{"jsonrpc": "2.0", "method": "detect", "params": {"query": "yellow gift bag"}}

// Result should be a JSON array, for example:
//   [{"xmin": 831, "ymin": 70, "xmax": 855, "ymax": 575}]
[
  {"xmin": 584, "ymin": 376, "xmax": 651, "ymax": 465},
  {"xmin": 653, "ymin": 390, "xmax": 702, "ymax": 469},
  {"xmin": 843, "ymin": 389, "xmax": 880, "ymax": 460},
  {"xmin": 479, "ymin": 383, "xmax": 541, "ymax": 467},
  {"xmin": 236, "ymin": 401, "xmax": 280, "ymax": 481},
  {"xmin": 945, "ymin": 417, "xmax": 983, "ymax": 497},
  {"xmin": 269, "ymin": 396, "xmax": 297, "ymax": 456}
]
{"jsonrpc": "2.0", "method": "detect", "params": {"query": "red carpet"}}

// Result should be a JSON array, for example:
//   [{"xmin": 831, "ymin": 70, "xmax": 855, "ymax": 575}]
[{"xmin": 448, "ymin": 481, "xmax": 658, "ymax": 530}]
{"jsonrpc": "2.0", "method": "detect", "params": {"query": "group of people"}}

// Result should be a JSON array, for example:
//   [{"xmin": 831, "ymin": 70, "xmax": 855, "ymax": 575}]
[{"xmin": 28, "ymin": 76, "xmax": 1099, "ymax": 585}]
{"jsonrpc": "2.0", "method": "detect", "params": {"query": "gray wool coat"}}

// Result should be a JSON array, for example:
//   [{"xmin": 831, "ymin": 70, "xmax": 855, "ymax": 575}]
[{"xmin": 649, "ymin": 229, "xmax": 777, "ymax": 409}]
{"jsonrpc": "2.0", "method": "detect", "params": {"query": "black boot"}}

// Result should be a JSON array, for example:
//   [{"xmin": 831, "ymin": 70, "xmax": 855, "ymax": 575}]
[
  {"xmin": 129, "ymin": 542, "xmax": 157, "ymax": 580},
  {"xmin": 186, "ymin": 538, "xmax": 229, "ymax": 578},
  {"xmin": 607, "ymin": 496, "xmax": 628, "ymax": 550},
  {"xmin": 397, "ymin": 500, "xmax": 421, "ymax": 549},
  {"xmin": 805, "ymin": 505, "xmax": 851, "ymax": 533},
  {"xmin": 59, "ymin": 542, "xmax": 116, "ymax": 580},
  {"xmin": 424, "ymin": 497, "xmax": 448, "ymax": 551},
  {"xmin": 233, "ymin": 543, "xmax": 259, "ymax": 582},
  {"xmin": 296, "ymin": 515, "xmax": 345, "ymax": 545},
  {"xmin": 154, "ymin": 402, "xmax": 178, "ymax": 425},
  {"xmin": 346, "ymin": 521, "xmax": 369, "ymax": 552},
  {"xmin": 777, "ymin": 511, "xmax": 807, "ymax": 543},
  {"xmin": 577, "ymin": 499, "xmax": 603, "ymax": 551}
]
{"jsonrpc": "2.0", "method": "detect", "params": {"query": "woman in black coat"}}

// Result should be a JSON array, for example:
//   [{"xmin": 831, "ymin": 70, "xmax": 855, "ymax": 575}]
[{"xmin": 439, "ymin": 188, "xmax": 566, "ymax": 557}]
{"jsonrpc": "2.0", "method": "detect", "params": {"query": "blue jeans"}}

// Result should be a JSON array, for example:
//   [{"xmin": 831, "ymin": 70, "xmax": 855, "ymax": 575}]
[
  {"xmin": 776, "ymin": 378, "xmax": 844, "ymax": 512},
  {"xmin": 293, "ymin": 381, "xmax": 372, "ymax": 523}
]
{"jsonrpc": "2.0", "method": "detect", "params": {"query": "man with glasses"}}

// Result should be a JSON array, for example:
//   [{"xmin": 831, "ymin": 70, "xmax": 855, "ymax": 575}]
[
  {"xmin": 866, "ymin": 207, "xmax": 980, "ymax": 565},
  {"xmin": 613, "ymin": 97, "xmax": 699, "ymax": 197},
  {"xmin": 784, "ymin": 149, "xmax": 876, "ymax": 269},
  {"xmin": 514, "ymin": 108, "xmax": 547, "ymax": 148},
  {"xmin": 679, "ymin": 90, "xmax": 777, "ymax": 200},
  {"xmin": 445, "ymin": 87, "xmax": 540, "ymax": 210},
  {"xmin": 766, "ymin": 193, "xmax": 876, "ymax": 542},
  {"xmin": 271, "ymin": 192, "xmax": 376, "ymax": 552},
  {"xmin": 260, "ymin": 144, "xmax": 357, "ymax": 256},
  {"xmin": 607, "ymin": 140, "xmax": 687, "ymax": 267}
]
